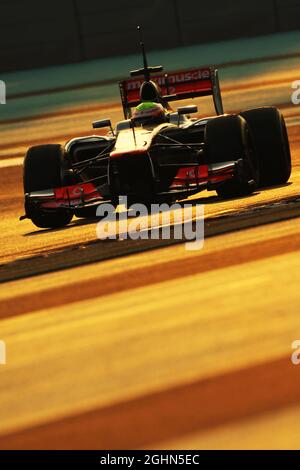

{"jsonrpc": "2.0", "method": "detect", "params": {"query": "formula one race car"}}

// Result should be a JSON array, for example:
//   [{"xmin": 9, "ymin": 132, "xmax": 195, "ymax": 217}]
[{"xmin": 22, "ymin": 39, "xmax": 291, "ymax": 229}]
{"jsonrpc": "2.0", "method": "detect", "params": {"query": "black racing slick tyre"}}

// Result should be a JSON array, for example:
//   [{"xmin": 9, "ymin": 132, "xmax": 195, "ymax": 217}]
[
  {"xmin": 205, "ymin": 114, "xmax": 258, "ymax": 199},
  {"xmin": 240, "ymin": 107, "xmax": 291, "ymax": 186},
  {"xmin": 24, "ymin": 144, "xmax": 73, "ymax": 229}
]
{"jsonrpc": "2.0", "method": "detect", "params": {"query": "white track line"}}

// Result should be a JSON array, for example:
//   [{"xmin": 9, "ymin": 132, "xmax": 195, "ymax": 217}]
[{"xmin": 0, "ymin": 157, "xmax": 23, "ymax": 169}]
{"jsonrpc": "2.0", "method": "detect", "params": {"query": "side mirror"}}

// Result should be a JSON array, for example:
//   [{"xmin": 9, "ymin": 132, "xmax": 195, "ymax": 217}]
[
  {"xmin": 93, "ymin": 119, "xmax": 114, "ymax": 135},
  {"xmin": 177, "ymin": 105, "xmax": 198, "ymax": 115}
]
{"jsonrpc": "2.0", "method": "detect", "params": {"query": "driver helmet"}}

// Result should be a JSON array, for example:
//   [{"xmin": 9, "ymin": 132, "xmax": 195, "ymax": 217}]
[{"xmin": 133, "ymin": 102, "xmax": 166, "ymax": 125}]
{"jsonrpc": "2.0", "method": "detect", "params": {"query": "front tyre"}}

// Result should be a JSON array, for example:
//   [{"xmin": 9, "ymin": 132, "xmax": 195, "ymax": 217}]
[{"xmin": 24, "ymin": 144, "xmax": 73, "ymax": 229}]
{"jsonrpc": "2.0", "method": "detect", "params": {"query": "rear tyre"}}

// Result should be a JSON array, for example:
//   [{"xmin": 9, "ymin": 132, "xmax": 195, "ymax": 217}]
[
  {"xmin": 24, "ymin": 144, "xmax": 73, "ymax": 228},
  {"xmin": 240, "ymin": 107, "xmax": 291, "ymax": 186},
  {"xmin": 205, "ymin": 114, "xmax": 258, "ymax": 199}
]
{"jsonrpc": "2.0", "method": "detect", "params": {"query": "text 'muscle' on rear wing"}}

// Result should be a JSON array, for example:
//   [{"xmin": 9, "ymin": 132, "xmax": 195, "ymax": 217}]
[{"xmin": 119, "ymin": 66, "xmax": 224, "ymax": 119}]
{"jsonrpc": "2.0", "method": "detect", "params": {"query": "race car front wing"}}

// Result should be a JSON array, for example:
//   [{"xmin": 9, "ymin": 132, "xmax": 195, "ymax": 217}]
[{"xmin": 22, "ymin": 160, "xmax": 238, "ymax": 217}]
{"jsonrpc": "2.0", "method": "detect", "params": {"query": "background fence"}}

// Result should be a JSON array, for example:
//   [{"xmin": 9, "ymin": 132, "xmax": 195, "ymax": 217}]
[{"xmin": 1, "ymin": 0, "xmax": 300, "ymax": 72}]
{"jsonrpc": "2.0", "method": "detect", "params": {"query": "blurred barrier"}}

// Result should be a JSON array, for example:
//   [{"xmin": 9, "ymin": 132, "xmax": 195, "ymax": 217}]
[{"xmin": 0, "ymin": 0, "xmax": 300, "ymax": 72}]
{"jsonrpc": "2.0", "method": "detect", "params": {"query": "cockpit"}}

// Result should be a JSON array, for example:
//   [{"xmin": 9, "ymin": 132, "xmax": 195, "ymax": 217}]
[{"xmin": 132, "ymin": 102, "xmax": 169, "ymax": 127}]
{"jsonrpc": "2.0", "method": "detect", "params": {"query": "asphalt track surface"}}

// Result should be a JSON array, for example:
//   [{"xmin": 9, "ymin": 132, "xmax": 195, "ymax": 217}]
[{"xmin": 1, "ymin": 62, "xmax": 300, "ymax": 449}]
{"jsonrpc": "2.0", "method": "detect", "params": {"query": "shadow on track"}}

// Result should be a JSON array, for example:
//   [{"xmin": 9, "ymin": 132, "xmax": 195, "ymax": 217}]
[{"xmin": 23, "ymin": 191, "xmax": 259, "ymax": 237}]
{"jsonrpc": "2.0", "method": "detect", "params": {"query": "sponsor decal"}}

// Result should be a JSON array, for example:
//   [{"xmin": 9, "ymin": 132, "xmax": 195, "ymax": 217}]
[{"xmin": 126, "ymin": 68, "xmax": 211, "ymax": 91}]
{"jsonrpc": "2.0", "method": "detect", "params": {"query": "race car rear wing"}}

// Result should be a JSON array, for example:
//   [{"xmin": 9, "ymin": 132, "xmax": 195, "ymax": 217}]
[{"xmin": 119, "ymin": 66, "xmax": 224, "ymax": 119}]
